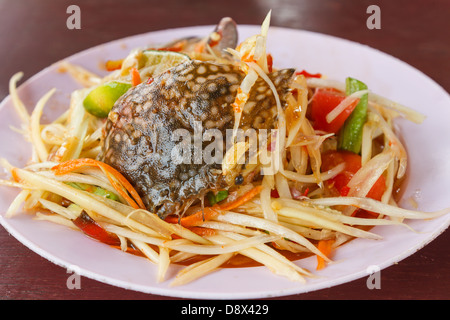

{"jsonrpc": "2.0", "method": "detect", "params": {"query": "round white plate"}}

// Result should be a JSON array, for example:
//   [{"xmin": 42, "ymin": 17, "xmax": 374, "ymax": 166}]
[{"xmin": 0, "ymin": 25, "xmax": 449, "ymax": 299}]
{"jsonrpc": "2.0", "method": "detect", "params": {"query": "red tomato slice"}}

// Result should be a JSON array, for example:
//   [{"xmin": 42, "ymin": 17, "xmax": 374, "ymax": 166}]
[
  {"xmin": 321, "ymin": 150, "xmax": 386, "ymax": 201},
  {"xmin": 310, "ymin": 88, "xmax": 359, "ymax": 133},
  {"xmin": 73, "ymin": 211, "xmax": 121, "ymax": 246}
]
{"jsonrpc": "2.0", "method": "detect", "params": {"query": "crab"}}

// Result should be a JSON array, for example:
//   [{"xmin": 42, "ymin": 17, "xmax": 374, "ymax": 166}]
[{"xmin": 100, "ymin": 20, "xmax": 294, "ymax": 219}]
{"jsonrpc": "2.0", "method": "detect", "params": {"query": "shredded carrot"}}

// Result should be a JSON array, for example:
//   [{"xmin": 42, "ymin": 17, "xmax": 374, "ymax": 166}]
[
  {"xmin": 187, "ymin": 226, "xmax": 217, "ymax": 237},
  {"xmin": 232, "ymin": 88, "xmax": 248, "ymax": 113},
  {"xmin": 153, "ymin": 39, "xmax": 187, "ymax": 52},
  {"xmin": 165, "ymin": 185, "xmax": 263, "ymax": 227},
  {"xmin": 11, "ymin": 168, "xmax": 20, "ymax": 183},
  {"xmin": 194, "ymin": 41, "xmax": 205, "ymax": 53},
  {"xmin": 241, "ymin": 52, "xmax": 255, "ymax": 63},
  {"xmin": 165, "ymin": 207, "xmax": 220, "ymax": 227},
  {"xmin": 316, "ymin": 239, "xmax": 335, "ymax": 270},
  {"xmin": 131, "ymin": 67, "xmax": 141, "ymax": 86},
  {"xmin": 217, "ymin": 185, "xmax": 262, "ymax": 211},
  {"xmin": 51, "ymin": 158, "xmax": 145, "ymax": 210},
  {"xmin": 105, "ymin": 59, "xmax": 123, "ymax": 71}
]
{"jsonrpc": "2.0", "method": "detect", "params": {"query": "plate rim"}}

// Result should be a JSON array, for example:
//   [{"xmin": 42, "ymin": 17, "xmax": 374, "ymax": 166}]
[{"xmin": 1, "ymin": 24, "xmax": 449, "ymax": 299}]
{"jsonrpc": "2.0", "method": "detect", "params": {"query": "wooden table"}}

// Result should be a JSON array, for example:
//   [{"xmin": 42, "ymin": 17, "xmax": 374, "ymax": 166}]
[{"xmin": 0, "ymin": 0, "xmax": 448, "ymax": 300}]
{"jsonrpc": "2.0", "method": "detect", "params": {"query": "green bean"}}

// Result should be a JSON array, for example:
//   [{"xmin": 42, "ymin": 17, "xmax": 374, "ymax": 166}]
[{"xmin": 337, "ymin": 77, "xmax": 368, "ymax": 154}]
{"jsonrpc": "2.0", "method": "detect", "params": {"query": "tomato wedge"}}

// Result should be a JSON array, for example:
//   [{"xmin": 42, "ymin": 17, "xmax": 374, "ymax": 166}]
[
  {"xmin": 321, "ymin": 150, "xmax": 386, "ymax": 201},
  {"xmin": 73, "ymin": 210, "xmax": 121, "ymax": 246},
  {"xmin": 310, "ymin": 88, "xmax": 359, "ymax": 133}
]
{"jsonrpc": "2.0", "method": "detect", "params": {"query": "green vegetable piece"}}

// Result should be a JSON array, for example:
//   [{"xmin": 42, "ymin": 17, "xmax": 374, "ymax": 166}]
[
  {"xmin": 93, "ymin": 187, "xmax": 120, "ymax": 201},
  {"xmin": 215, "ymin": 190, "xmax": 229, "ymax": 203},
  {"xmin": 65, "ymin": 182, "xmax": 85, "ymax": 190},
  {"xmin": 337, "ymin": 77, "xmax": 368, "ymax": 154},
  {"xmin": 207, "ymin": 190, "xmax": 229, "ymax": 205},
  {"xmin": 141, "ymin": 50, "xmax": 191, "ymax": 77},
  {"xmin": 83, "ymin": 81, "xmax": 132, "ymax": 118},
  {"xmin": 65, "ymin": 182, "xmax": 120, "ymax": 201}
]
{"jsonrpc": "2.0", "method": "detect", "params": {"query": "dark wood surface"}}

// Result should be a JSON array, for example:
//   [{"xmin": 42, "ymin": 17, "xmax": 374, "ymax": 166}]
[{"xmin": 0, "ymin": 0, "xmax": 448, "ymax": 300}]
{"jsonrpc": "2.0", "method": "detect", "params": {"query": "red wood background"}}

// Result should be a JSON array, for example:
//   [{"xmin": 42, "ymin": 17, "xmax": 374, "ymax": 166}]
[{"xmin": 0, "ymin": 0, "xmax": 448, "ymax": 300}]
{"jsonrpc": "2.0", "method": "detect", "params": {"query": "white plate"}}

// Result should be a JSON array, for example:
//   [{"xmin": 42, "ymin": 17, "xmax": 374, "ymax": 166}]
[{"xmin": 0, "ymin": 25, "xmax": 449, "ymax": 299}]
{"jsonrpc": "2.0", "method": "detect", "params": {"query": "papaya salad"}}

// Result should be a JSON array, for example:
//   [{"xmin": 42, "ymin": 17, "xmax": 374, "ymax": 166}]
[{"xmin": 2, "ymin": 12, "xmax": 449, "ymax": 287}]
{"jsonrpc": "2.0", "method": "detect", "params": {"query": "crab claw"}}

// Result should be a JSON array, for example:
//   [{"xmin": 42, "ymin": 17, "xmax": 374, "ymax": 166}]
[
  {"xmin": 207, "ymin": 17, "xmax": 238, "ymax": 53},
  {"xmin": 156, "ymin": 17, "xmax": 238, "ymax": 56}
]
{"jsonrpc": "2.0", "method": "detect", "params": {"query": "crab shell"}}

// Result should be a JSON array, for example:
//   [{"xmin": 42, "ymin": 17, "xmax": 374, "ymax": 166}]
[{"xmin": 100, "ymin": 60, "xmax": 294, "ymax": 218}]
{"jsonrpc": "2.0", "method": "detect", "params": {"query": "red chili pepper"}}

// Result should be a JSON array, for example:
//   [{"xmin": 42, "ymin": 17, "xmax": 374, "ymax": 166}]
[
  {"xmin": 267, "ymin": 53, "xmax": 273, "ymax": 73},
  {"xmin": 270, "ymin": 189, "xmax": 280, "ymax": 198},
  {"xmin": 321, "ymin": 150, "xmax": 386, "ymax": 202},
  {"xmin": 73, "ymin": 211, "xmax": 121, "ymax": 246},
  {"xmin": 302, "ymin": 187, "xmax": 310, "ymax": 197},
  {"xmin": 295, "ymin": 70, "xmax": 322, "ymax": 78}
]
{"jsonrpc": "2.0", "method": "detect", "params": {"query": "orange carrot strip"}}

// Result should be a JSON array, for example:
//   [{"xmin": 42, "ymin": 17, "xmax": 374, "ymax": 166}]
[
  {"xmin": 165, "ymin": 207, "xmax": 220, "ymax": 227},
  {"xmin": 217, "ymin": 185, "xmax": 262, "ymax": 211},
  {"xmin": 187, "ymin": 226, "xmax": 217, "ymax": 237},
  {"xmin": 164, "ymin": 185, "xmax": 263, "ymax": 227},
  {"xmin": 103, "ymin": 170, "xmax": 140, "ymax": 209},
  {"xmin": 153, "ymin": 39, "xmax": 186, "ymax": 52},
  {"xmin": 194, "ymin": 41, "xmax": 205, "ymax": 53},
  {"xmin": 316, "ymin": 239, "xmax": 335, "ymax": 270},
  {"xmin": 11, "ymin": 167, "xmax": 20, "ymax": 183},
  {"xmin": 52, "ymin": 158, "xmax": 145, "ymax": 210},
  {"xmin": 131, "ymin": 67, "xmax": 141, "ymax": 86}
]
